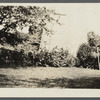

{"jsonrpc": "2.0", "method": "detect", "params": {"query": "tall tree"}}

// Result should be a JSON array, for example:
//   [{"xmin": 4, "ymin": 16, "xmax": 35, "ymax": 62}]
[
  {"xmin": 87, "ymin": 31, "xmax": 100, "ymax": 47},
  {"xmin": 0, "ymin": 6, "xmax": 61, "ymax": 52}
]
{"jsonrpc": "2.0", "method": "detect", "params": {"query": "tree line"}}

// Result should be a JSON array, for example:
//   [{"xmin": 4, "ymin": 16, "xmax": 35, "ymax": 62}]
[{"xmin": 0, "ymin": 6, "xmax": 99, "ymax": 69}]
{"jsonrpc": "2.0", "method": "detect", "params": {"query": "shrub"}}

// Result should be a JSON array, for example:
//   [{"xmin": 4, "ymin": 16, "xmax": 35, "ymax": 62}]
[
  {"xmin": 48, "ymin": 48, "xmax": 69, "ymax": 67},
  {"xmin": 34, "ymin": 48, "xmax": 51, "ymax": 67},
  {"xmin": 77, "ymin": 43, "xmax": 98, "ymax": 69},
  {"xmin": 0, "ymin": 48, "xmax": 30, "ymax": 67},
  {"xmin": 0, "ymin": 47, "xmax": 77, "ymax": 68},
  {"xmin": 34, "ymin": 47, "xmax": 77, "ymax": 67}
]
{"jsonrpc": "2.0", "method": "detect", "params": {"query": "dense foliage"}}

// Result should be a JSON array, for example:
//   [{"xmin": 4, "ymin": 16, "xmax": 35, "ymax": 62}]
[
  {"xmin": 0, "ymin": 6, "xmax": 68, "ymax": 68},
  {"xmin": 0, "ymin": 6, "xmax": 60, "ymax": 52},
  {"xmin": 34, "ymin": 47, "xmax": 77, "ymax": 67},
  {"xmin": 77, "ymin": 43, "xmax": 98, "ymax": 69},
  {"xmin": 0, "ymin": 47, "xmax": 77, "ymax": 68}
]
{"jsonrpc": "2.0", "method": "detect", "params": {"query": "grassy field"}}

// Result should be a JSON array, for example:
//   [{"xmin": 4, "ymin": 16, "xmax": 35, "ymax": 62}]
[{"xmin": 0, "ymin": 67, "xmax": 100, "ymax": 88}]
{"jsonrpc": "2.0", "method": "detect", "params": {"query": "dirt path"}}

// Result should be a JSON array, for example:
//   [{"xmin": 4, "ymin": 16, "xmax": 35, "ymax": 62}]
[{"xmin": 0, "ymin": 67, "xmax": 100, "ymax": 88}]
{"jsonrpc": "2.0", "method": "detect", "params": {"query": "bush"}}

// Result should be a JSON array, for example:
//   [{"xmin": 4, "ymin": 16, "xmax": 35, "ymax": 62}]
[
  {"xmin": 34, "ymin": 47, "xmax": 77, "ymax": 67},
  {"xmin": 0, "ymin": 47, "xmax": 77, "ymax": 68},
  {"xmin": 0, "ymin": 48, "xmax": 31, "ymax": 67},
  {"xmin": 77, "ymin": 43, "xmax": 98, "ymax": 69}
]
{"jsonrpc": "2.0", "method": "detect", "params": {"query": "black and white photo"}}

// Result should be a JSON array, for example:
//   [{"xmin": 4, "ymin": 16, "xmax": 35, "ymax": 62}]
[{"xmin": 0, "ymin": 3, "xmax": 100, "ymax": 91}]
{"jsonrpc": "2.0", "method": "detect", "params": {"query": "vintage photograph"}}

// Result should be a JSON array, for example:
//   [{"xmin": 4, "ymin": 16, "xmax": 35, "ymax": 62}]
[{"xmin": 0, "ymin": 3, "xmax": 100, "ymax": 88}]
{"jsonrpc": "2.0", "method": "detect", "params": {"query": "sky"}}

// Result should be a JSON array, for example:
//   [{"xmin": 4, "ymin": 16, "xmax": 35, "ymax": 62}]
[{"xmin": 39, "ymin": 3, "xmax": 100, "ymax": 56}]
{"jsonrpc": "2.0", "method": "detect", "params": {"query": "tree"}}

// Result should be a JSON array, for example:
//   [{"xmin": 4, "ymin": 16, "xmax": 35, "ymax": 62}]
[
  {"xmin": 0, "ymin": 6, "xmax": 62, "ymax": 67},
  {"xmin": 77, "ymin": 43, "xmax": 98, "ymax": 69},
  {"xmin": 87, "ymin": 32, "xmax": 97, "ymax": 47},
  {"xmin": 87, "ymin": 32, "xmax": 100, "ymax": 69},
  {"xmin": 0, "ymin": 6, "xmax": 61, "ymax": 52},
  {"xmin": 87, "ymin": 31, "xmax": 100, "ymax": 47}
]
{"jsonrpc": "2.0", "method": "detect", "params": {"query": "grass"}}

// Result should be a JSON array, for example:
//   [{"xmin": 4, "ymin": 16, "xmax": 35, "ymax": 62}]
[{"xmin": 0, "ymin": 67, "xmax": 100, "ymax": 88}]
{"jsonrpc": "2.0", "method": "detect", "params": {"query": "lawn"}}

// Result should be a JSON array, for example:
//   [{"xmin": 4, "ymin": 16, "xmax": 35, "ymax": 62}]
[{"xmin": 0, "ymin": 67, "xmax": 100, "ymax": 88}]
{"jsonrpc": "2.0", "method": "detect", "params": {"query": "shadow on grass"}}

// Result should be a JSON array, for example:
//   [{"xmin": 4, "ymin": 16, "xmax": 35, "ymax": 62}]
[
  {"xmin": 0, "ymin": 74, "xmax": 100, "ymax": 88},
  {"xmin": 30, "ymin": 77, "xmax": 100, "ymax": 88},
  {"xmin": 67, "ymin": 77, "xmax": 100, "ymax": 88},
  {"xmin": 0, "ymin": 74, "xmax": 23, "ymax": 87}
]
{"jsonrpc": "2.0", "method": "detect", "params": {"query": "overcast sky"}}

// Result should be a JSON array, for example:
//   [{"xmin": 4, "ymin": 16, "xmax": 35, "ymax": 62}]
[{"xmin": 39, "ymin": 3, "xmax": 100, "ymax": 56}]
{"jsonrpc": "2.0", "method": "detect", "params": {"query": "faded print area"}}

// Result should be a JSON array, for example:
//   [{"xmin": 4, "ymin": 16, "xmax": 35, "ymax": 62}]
[{"xmin": 0, "ymin": 4, "xmax": 100, "ymax": 88}]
